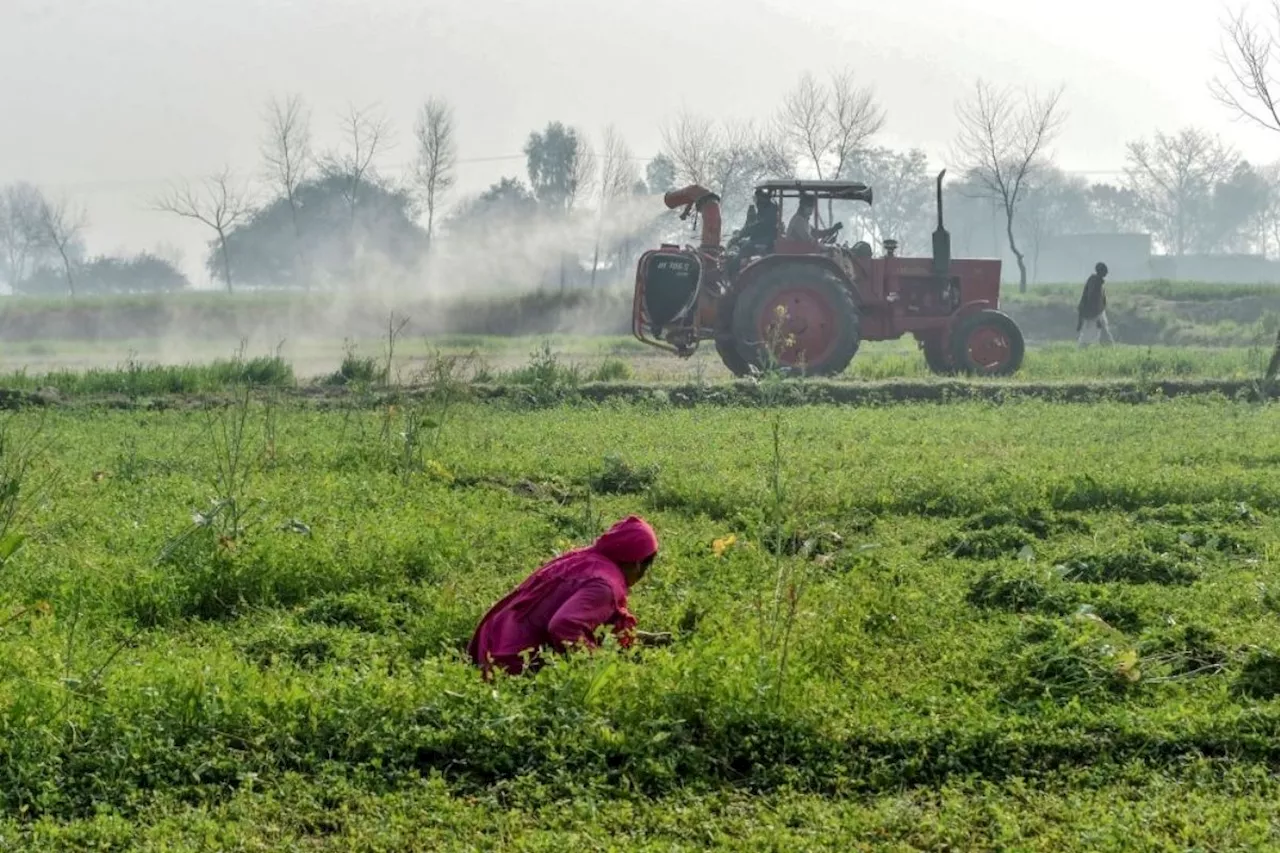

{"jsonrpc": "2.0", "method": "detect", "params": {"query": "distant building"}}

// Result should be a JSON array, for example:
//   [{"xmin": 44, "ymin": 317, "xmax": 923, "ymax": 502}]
[
  {"xmin": 1032, "ymin": 234, "xmax": 1152, "ymax": 283},
  {"xmin": 1148, "ymin": 254, "xmax": 1280, "ymax": 284},
  {"xmin": 1021, "ymin": 233, "xmax": 1280, "ymax": 285}
]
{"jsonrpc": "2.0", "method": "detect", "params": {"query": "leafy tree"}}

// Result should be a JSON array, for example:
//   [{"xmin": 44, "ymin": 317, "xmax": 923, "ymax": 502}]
[
  {"xmin": 447, "ymin": 177, "xmax": 539, "ymax": 234},
  {"xmin": 524, "ymin": 122, "xmax": 594, "ymax": 214},
  {"xmin": 218, "ymin": 173, "xmax": 426, "ymax": 289},
  {"xmin": 1205, "ymin": 160, "xmax": 1272, "ymax": 253},
  {"xmin": 644, "ymin": 154, "xmax": 677, "ymax": 195},
  {"xmin": 14, "ymin": 252, "xmax": 188, "ymax": 296},
  {"xmin": 845, "ymin": 147, "xmax": 932, "ymax": 253},
  {"xmin": 1086, "ymin": 183, "xmax": 1145, "ymax": 234}
]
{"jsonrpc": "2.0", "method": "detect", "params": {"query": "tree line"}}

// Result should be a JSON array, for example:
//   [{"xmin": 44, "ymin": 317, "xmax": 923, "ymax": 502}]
[{"xmin": 3, "ymin": 4, "xmax": 1279, "ymax": 297}]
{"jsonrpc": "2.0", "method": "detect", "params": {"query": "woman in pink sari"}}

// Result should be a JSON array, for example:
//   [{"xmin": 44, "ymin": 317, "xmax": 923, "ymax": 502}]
[{"xmin": 468, "ymin": 516, "xmax": 670, "ymax": 677}]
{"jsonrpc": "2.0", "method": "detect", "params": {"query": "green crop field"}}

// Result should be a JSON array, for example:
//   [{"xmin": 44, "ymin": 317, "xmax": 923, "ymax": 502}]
[{"xmin": 1, "ymin": 357, "xmax": 1280, "ymax": 849}]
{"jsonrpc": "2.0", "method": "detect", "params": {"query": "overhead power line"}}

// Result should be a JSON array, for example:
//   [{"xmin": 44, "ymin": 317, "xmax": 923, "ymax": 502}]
[{"xmin": 10, "ymin": 147, "xmax": 1130, "ymax": 194}]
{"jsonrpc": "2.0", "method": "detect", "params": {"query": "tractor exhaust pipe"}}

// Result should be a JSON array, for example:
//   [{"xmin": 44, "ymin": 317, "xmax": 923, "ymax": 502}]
[
  {"xmin": 664, "ymin": 184, "xmax": 722, "ymax": 250},
  {"xmin": 932, "ymin": 169, "xmax": 951, "ymax": 279}
]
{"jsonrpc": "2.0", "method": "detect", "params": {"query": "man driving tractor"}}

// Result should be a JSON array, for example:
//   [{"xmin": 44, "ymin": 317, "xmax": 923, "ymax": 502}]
[{"xmin": 786, "ymin": 194, "xmax": 842, "ymax": 243}]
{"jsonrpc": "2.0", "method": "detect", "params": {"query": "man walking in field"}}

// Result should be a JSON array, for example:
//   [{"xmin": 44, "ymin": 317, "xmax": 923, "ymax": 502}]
[{"xmin": 1077, "ymin": 262, "xmax": 1114, "ymax": 347}]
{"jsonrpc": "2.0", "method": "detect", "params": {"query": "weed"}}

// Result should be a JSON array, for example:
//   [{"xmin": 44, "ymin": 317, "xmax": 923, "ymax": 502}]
[
  {"xmin": 589, "ymin": 454, "xmax": 659, "ymax": 495},
  {"xmin": 383, "ymin": 311, "xmax": 411, "ymax": 385},
  {"xmin": 750, "ymin": 317, "xmax": 814, "ymax": 707},
  {"xmin": 1133, "ymin": 502, "xmax": 1263, "ymax": 526},
  {"xmin": 1058, "ymin": 551, "xmax": 1199, "ymax": 586},
  {"xmin": 300, "ymin": 591, "xmax": 400, "ymax": 633},
  {"xmin": 1139, "ymin": 624, "xmax": 1230, "ymax": 679},
  {"xmin": 588, "ymin": 358, "xmax": 633, "ymax": 383},
  {"xmin": 202, "ymin": 384, "xmax": 268, "ymax": 541},
  {"xmin": 1233, "ymin": 648, "xmax": 1280, "ymax": 699},
  {"xmin": 0, "ymin": 412, "xmax": 50, "ymax": 568},
  {"xmin": 326, "ymin": 339, "xmax": 381, "ymax": 386},
  {"xmin": 961, "ymin": 506, "xmax": 1090, "ymax": 537},
  {"xmin": 967, "ymin": 565, "xmax": 1073, "ymax": 614},
  {"xmin": 1001, "ymin": 615, "xmax": 1143, "ymax": 703},
  {"xmin": 933, "ymin": 525, "xmax": 1035, "ymax": 560},
  {"xmin": 507, "ymin": 342, "xmax": 582, "ymax": 405}
]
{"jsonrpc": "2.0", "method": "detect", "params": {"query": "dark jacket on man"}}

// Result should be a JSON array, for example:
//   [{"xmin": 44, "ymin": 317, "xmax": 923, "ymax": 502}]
[{"xmin": 1078, "ymin": 273, "xmax": 1106, "ymax": 327}]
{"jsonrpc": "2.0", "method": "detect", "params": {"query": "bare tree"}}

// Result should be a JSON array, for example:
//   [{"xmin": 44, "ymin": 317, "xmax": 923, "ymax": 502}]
[
  {"xmin": 780, "ymin": 73, "xmax": 835, "ymax": 179},
  {"xmin": 326, "ymin": 104, "xmax": 392, "ymax": 223},
  {"xmin": 661, "ymin": 113, "xmax": 793, "ymax": 221},
  {"xmin": 590, "ymin": 125, "xmax": 639, "ymax": 286},
  {"xmin": 952, "ymin": 80, "xmax": 1066, "ymax": 293},
  {"xmin": 828, "ymin": 69, "xmax": 885, "ymax": 182},
  {"xmin": 0, "ymin": 183, "xmax": 49, "ymax": 287},
  {"xmin": 36, "ymin": 194, "xmax": 86, "ymax": 298},
  {"xmin": 1123, "ymin": 128, "xmax": 1238, "ymax": 256},
  {"xmin": 565, "ymin": 134, "xmax": 596, "ymax": 214},
  {"xmin": 154, "ymin": 168, "xmax": 253, "ymax": 293},
  {"xmin": 412, "ymin": 96, "xmax": 458, "ymax": 248},
  {"xmin": 778, "ymin": 68, "xmax": 884, "ymax": 180},
  {"xmin": 262, "ymin": 94, "xmax": 312, "ymax": 231},
  {"xmin": 778, "ymin": 69, "xmax": 884, "ymax": 223},
  {"xmin": 261, "ymin": 94, "xmax": 312, "ymax": 278},
  {"xmin": 1212, "ymin": 3, "xmax": 1280, "ymax": 133},
  {"xmin": 660, "ymin": 111, "xmax": 720, "ymax": 187}
]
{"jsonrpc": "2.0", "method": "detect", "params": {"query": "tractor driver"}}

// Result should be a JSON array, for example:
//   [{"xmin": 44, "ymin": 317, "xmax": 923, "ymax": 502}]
[{"xmin": 786, "ymin": 194, "xmax": 842, "ymax": 244}]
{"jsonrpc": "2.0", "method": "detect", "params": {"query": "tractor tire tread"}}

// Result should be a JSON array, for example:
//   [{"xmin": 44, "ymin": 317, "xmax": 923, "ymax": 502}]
[
  {"xmin": 950, "ymin": 309, "xmax": 1025, "ymax": 376},
  {"xmin": 730, "ymin": 264, "xmax": 861, "ymax": 377}
]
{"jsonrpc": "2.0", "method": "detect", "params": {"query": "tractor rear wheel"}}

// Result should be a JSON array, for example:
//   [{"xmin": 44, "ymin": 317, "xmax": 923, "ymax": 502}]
[
  {"xmin": 950, "ymin": 310, "xmax": 1025, "ymax": 376},
  {"xmin": 730, "ymin": 265, "xmax": 860, "ymax": 377},
  {"xmin": 715, "ymin": 336, "xmax": 752, "ymax": 377},
  {"xmin": 921, "ymin": 334, "xmax": 955, "ymax": 375},
  {"xmin": 714, "ymin": 290, "xmax": 753, "ymax": 377}
]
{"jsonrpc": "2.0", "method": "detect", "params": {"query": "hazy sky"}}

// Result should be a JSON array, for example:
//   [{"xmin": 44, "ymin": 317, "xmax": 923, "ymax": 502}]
[{"xmin": 2, "ymin": 0, "xmax": 1275, "ymax": 284}]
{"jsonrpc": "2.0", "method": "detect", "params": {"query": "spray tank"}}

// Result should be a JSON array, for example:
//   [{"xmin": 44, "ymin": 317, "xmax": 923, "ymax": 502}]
[{"xmin": 630, "ymin": 184, "xmax": 723, "ymax": 353}]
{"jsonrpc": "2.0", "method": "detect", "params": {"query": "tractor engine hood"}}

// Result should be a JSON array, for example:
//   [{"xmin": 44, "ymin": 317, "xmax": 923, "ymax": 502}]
[{"xmin": 664, "ymin": 185, "xmax": 722, "ymax": 250}]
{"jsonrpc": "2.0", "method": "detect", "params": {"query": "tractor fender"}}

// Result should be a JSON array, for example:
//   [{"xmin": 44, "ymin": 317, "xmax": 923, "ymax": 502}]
[
  {"xmin": 952, "ymin": 299, "xmax": 997, "ymax": 321},
  {"xmin": 727, "ymin": 254, "xmax": 859, "ymax": 310}
]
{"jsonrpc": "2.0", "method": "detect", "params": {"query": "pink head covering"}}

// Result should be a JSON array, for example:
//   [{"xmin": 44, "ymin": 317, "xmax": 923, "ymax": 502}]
[{"xmin": 591, "ymin": 515, "xmax": 659, "ymax": 564}]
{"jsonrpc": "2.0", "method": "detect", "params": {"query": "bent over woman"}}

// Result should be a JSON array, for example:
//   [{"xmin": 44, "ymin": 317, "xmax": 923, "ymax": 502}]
[{"xmin": 467, "ymin": 516, "xmax": 668, "ymax": 677}]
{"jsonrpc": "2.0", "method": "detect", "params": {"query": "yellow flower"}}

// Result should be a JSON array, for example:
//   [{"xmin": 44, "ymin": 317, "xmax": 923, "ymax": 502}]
[{"xmin": 712, "ymin": 534, "xmax": 737, "ymax": 558}]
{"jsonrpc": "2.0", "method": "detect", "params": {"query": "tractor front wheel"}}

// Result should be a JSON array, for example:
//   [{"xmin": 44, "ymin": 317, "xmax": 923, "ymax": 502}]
[
  {"xmin": 949, "ymin": 310, "xmax": 1025, "ymax": 376},
  {"xmin": 730, "ymin": 265, "xmax": 860, "ymax": 377}
]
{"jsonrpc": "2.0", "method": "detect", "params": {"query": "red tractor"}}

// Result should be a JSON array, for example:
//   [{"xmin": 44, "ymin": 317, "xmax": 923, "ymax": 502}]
[{"xmin": 632, "ymin": 171, "xmax": 1025, "ymax": 377}]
